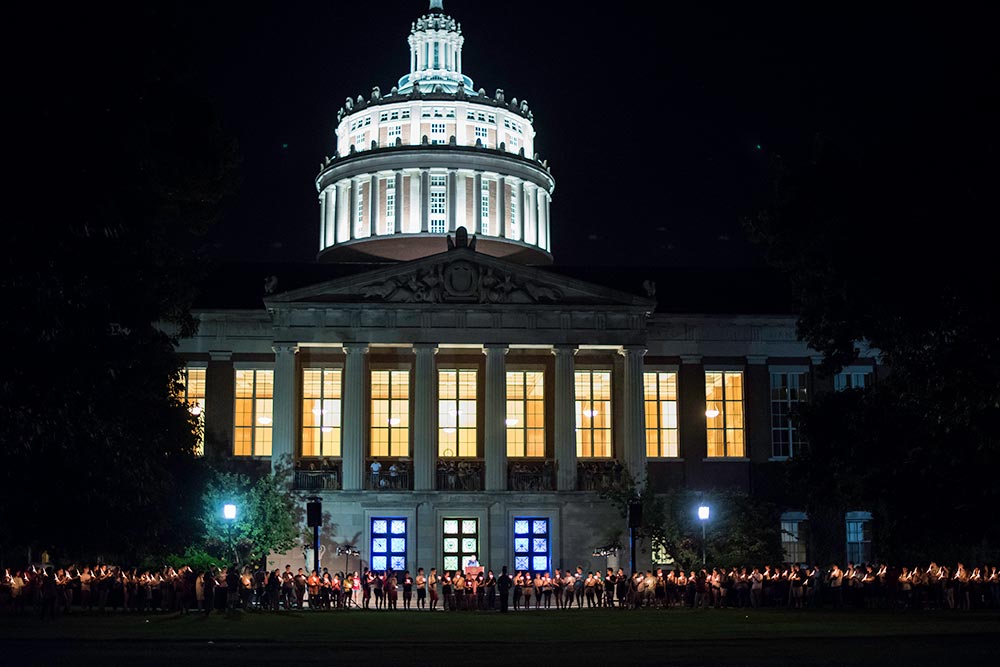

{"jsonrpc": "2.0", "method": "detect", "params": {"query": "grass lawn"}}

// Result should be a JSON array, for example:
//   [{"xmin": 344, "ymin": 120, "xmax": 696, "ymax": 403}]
[{"xmin": 2, "ymin": 608, "xmax": 999, "ymax": 666}]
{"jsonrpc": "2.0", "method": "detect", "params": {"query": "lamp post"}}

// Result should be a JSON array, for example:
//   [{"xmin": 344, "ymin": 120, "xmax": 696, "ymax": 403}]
[
  {"xmin": 223, "ymin": 503, "xmax": 238, "ymax": 565},
  {"xmin": 697, "ymin": 505, "xmax": 710, "ymax": 566}
]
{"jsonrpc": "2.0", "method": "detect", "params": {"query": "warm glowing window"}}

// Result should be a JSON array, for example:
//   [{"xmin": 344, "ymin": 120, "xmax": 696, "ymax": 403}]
[
  {"xmin": 178, "ymin": 367, "xmax": 206, "ymax": 456},
  {"xmin": 575, "ymin": 370, "xmax": 612, "ymax": 458},
  {"xmin": 234, "ymin": 369, "xmax": 273, "ymax": 457},
  {"xmin": 302, "ymin": 368, "xmax": 342, "ymax": 458},
  {"xmin": 644, "ymin": 371, "xmax": 678, "ymax": 458},
  {"xmin": 705, "ymin": 371, "xmax": 744, "ymax": 458},
  {"xmin": 438, "ymin": 369, "xmax": 477, "ymax": 457},
  {"xmin": 771, "ymin": 372, "xmax": 807, "ymax": 458},
  {"xmin": 443, "ymin": 518, "xmax": 480, "ymax": 572},
  {"xmin": 506, "ymin": 371, "xmax": 544, "ymax": 457},
  {"xmin": 371, "ymin": 370, "xmax": 410, "ymax": 457}
]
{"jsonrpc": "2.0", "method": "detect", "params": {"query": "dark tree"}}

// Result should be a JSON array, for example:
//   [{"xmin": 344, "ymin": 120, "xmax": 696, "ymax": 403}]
[
  {"xmin": 746, "ymin": 61, "xmax": 1000, "ymax": 562},
  {"xmin": 1, "ymin": 5, "xmax": 237, "ymax": 562}
]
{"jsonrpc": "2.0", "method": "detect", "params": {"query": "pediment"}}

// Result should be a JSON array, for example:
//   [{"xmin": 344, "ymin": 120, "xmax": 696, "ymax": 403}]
[{"xmin": 265, "ymin": 248, "xmax": 655, "ymax": 311}]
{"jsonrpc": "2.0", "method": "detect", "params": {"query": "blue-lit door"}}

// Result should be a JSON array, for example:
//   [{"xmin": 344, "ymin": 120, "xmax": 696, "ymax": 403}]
[
  {"xmin": 513, "ymin": 517, "xmax": 550, "ymax": 575},
  {"xmin": 370, "ymin": 517, "xmax": 407, "ymax": 572}
]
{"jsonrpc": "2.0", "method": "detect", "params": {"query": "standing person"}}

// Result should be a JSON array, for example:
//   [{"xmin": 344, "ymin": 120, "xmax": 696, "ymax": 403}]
[
  {"xmin": 415, "ymin": 568, "xmax": 426, "ymax": 609},
  {"xmin": 541, "ymin": 572, "xmax": 553, "ymax": 609},
  {"xmin": 373, "ymin": 570, "xmax": 385, "ymax": 610},
  {"xmin": 584, "ymin": 572, "xmax": 596, "ymax": 608},
  {"xmin": 362, "ymin": 568, "xmax": 373, "ymax": 609},
  {"xmin": 485, "ymin": 570, "xmax": 497, "ymax": 610},
  {"xmin": 402, "ymin": 571, "xmax": 413, "ymax": 610},
  {"xmin": 522, "ymin": 572, "xmax": 532, "ymax": 610},
  {"xmin": 79, "ymin": 567, "xmax": 92, "ymax": 611},
  {"xmin": 574, "ymin": 571, "xmax": 585, "ymax": 608},
  {"xmin": 498, "ymin": 567, "xmax": 512, "ymax": 613},
  {"xmin": 428, "ymin": 568, "xmax": 439, "ymax": 610},
  {"xmin": 441, "ymin": 571, "xmax": 453, "ymax": 611},
  {"xmin": 386, "ymin": 571, "xmax": 398, "ymax": 610},
  {"xmin": 513, "ymin": 571, "xmax": 523, "ymax": 611},
  {"xmin": 228, "ymin": 566, "xmax": 241, "ymax": 610},
  {"xmin": 605, "ymin": 569, "xmax": 617, "ymax": 608},
  {"xmin": 204, "ymin": 568, "xmax": 217, "ymax": 614},
  {"xmin": 293, "ymin": 568, "xmax": 307, "ymax": 610}
]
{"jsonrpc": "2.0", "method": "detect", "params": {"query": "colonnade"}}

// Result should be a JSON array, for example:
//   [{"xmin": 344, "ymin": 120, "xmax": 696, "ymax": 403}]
[
  {"xmin": 268, "ymin": 343, "xmax": 646, "ymax": 493},
  {"xmin": 319, "ymin": 170, "xmax": 552, "ymax": 252}
]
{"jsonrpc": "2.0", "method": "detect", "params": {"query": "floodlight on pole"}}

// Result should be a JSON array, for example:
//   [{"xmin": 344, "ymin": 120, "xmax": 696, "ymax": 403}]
[
  {"xmin": 223, "ymin": 503, "xmax": 237, "ymax": 520},
  {"xmin": 698, "ymin": 505, "xmax": 710, "ymax": 565}
]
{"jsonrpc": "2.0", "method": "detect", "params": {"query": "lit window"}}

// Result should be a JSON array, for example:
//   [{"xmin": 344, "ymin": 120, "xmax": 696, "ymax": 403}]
[
  {"xmin": 177, "ymin": 367, "xmax": 206, "ymax": 456},
  {"xmin": 487, "ymin": 114, "xmax": 495, "ymax": 123},
  {"xmin": 771, "ymin": 372, "xmax": 807, "ymax": 458},
  {"xmin": 480, "ymin": 179, "xmax": 490, "ymax": 233},
  {"xmin": 509, "ymin": 136, "xmax": 518, "ymax": 150},
  {"xmin": 422, "ymin": 108, "xmax": 432, "ymax": 118},
  {"xmin": 356, "ymin": 190, "xmax": 365, "ymax": 232},
  {"xmin": 431, "ymin": 122, "xmax": 446, "ymax": 134},
  {"xmin": 234, "ymin": 369, "xmax": 274, "ymax": 457},
  {"xmin": 835, "ymin": 371, "xmax": 870, "ymax": 391},
  {"xmin": 644, "ymin": 371, "xmax": 679, "ymax": 458},
  {"xmin": 781, "ymin": 512, "xmax": 809, "ymax": 564},
  {"xmin": 371, "ymin": 370, "xmax": 410, "ymax": 457},
  {"xmin": 504, "ymin": 119, "xmax": 511, "ymax": 129},
  {"xmin": 510, "ymin": 196, "xmax": 518, "ymax": 238},
  {"xmin": 442, "ymin": 518, "xmax": 479, "ymax": 572},
  {"xmin": 302, "ymin": 368, "xmax": 342, "ymax": 457},
  {"xmin": 371, "ymin": 517, "xmax": 407, "ymax": 572},
  {"xmin": 388, "ymin": 125, "xmax": 402, "ymax": 141},
  {"xmin": 355, "ymin": 133, "xmax": 366, "ymax": 148},
  {"xmin": 430, "ymin": 191, "xmax": 446, "ymax": 215},
  {"xmin": 438, "ymin": 369, "xmax": 477, "ymax": 457},
  {"xmin": 430, "ymin": 175, "xmax": 447, "ymax": 188},
  {"xmin": 445, "ymin": 108, "xmax": 456, "ymax": 119},
  {"xmin": 845, "ymin": 511, "xmax": 873, "ymax": 563},
  {"xmin": 506, "ymin": 371, "xmax": 544, "ymax": 457},
  {"xmin": 705, "ymin": 371, "xmax": 744, "ymax": 458},
  {"xmin": 430, "ymin": 219, "xmax": 446, "ymax": 233},
  {"xmin": 476, "ymin": 112, "xmax": 486, "ymax": 121},
  {"xmin": 513, "ymin": 517, "xmax": 549, "ymax": 575},
  {"xmin": 401, "ymin": 109, "xmax": 411, "ymax": 119},
  {"xmin": 390, "ymin": 110, "xmax": 400, "ymax": 120},
  {"xmin": 379, "ymin": 111, "xmax": 388, "ymax": 121},
  {"xmin": 364, "ymin": 117, "xmax": 371, "ymax": 126},
  {"xmin": 575, "ymin": 370, "xmax": 612, "ymax": 457},
  {"xmin": 466, "ymin": 110, "xmax": 476, "ymax": 121}
]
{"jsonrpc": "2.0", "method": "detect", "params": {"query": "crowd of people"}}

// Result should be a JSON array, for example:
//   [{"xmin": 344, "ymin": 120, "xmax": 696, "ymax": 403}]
[{"xmin": 2, "ymin": 561, "xmax": 999, "ymax": 616}]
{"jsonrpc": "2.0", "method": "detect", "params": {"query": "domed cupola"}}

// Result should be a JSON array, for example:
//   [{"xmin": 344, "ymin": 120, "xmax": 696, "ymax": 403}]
[{"xmin": 315, "ymin": 1, "xmax": 555, "ymax": 265}]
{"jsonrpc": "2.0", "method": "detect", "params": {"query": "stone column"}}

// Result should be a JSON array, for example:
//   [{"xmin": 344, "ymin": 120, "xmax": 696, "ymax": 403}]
[
  {"xmin": 369, "ymin": 174, "xmax": 379, "ymax": 236},
  {"xmin": 679, "ymin": 355, "xmax": 706, "ymax": 463},
  {"xmin": 553, "ymin": 345, "xmax": 578, "ymax": 491},
  {"xmin": 474, "ymin": 171, "xmax": 483, "ymax": 234},
  {"xmin": 319, "ymin": 191, "xmax": 327, "ymax": 251},
  {"xmin": 394, "ymin": 171, "xmax": 404, "ymax": 233},
  {"xmin": 413, "ymin": 344, "xmax": 438, "ymax": 491},
  {"xmin": 421, "ymin": 170, "xmax": 430, "ymax": 232},
  {"xmin": 271, "ymin": 343, "xmax": 299, "ymax": 478},
  {"xmin": 205, "ymin": 351, "xmax": 234, "ymax": 458},
  {"xmin": 544, "ymin": 191, "xmax": 551, "ymax": 251},
  {"xmin": 448, "ymin": 169, "xmax": 458, "ymax": 231},
  {"xmin": 498, "ymin": 176, "xmax": 507, "ymax": 238},
  {"xmin": 341, "ymin": 343, "xmax": 369, "ymax": 491},
  {"xmin": 484, "ymin": 344, "xmax": 508, "ymax": 491},
  {"xmin": 326, "ymin": 188, "xmax": 338, "ymax": 247},
  {"xmin": 349, "ymin": 179, "xmax": 358, "ymax": 240},
  {"xmin": 620, "ymin": 345, "xmax": 647, "ymax": 491},
  {"xmin": 516, "ymin": 180, "xmax": 525, "ymax": 241}
]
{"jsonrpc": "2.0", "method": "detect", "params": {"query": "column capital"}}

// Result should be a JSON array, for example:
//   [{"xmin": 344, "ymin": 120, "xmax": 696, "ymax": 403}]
[
  {"xmin": 680, "ymin": 354, "xmax": 703, "ymax": 364},
  {"xmin": 209, "ymin": 350, "xmax": 233, "ymax": 362},
  {"xmin": 552, "ymin": 344, "xmax": 578, "ymax": 357},
  {"xmin": 619, "ymin": 345, "xmax": 647, "ymax": 357},
  {"xmin": 483, "ymin": 343, "xmax": 509, "ymax": 355},
  {"xmin": 343, "ymin": 342, "xmax": 369, "ymax": 355},
  {"xmin": 412, "ymin": 343, "xmax": 438, "ymax": 354},
  {"xmin": 810, "ymin": 355, "xmax": 825, "ymax": 366},
  {"xmin": 272, "ymin": 342, "xmax": 299, "ymax": 355},
  {"xmin": 746, "ymin": 355, "xmax": 769, "ymax": 365}
]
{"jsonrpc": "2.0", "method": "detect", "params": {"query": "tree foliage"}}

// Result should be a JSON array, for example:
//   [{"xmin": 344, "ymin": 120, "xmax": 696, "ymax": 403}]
[
  {"xmin": 200, "ymin": 469, "xmax": 302, "ymax": 567},
  {"xmin": 746, "ymin": 73, "xmax": 1000, "ymax": 561},
  {"xmin": 1, "ymin": 5, "xmax": 236, "ymax": 562}
]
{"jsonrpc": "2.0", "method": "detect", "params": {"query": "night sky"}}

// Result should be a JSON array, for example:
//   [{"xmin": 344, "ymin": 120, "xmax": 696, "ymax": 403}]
[{"xmin": 13, "ymin": 1, "xmax": 997, "ymax": 269}]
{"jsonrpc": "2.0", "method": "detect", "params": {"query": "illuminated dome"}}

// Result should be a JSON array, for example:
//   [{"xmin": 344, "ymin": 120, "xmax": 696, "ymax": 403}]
[{"xmin": 315, "ymin": 0, "xmax": 555, "ymax": 264}]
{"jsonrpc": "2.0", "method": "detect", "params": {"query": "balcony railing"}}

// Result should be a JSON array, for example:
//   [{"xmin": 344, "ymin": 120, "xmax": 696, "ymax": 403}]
[
  {"xmin": 508, "ymin": 461, "xmax": 555, "ymax": 492},
  {"xmin": 365, "ymin": 459, "xmax": 412, "ymax": 490},
  {"xmin": 293, "ymin": 467, "xmax": 341, "ymax": 491},
  {"xmin": 577, "ymin": 460, "xmax": 625, "ymax": 491},
  {"xmin": 436, "ymin": 460, "xmax": 484, "ymax": 491}
]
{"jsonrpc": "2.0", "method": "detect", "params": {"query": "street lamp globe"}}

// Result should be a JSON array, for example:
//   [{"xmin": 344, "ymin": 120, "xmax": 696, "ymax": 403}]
[
  {"xmin": 223, "ymin": 503, "xmax": 237, "ymax": 520},
  {"xmin": 698, "ymin": 505, "xmax": 710, "ymax": 521}
]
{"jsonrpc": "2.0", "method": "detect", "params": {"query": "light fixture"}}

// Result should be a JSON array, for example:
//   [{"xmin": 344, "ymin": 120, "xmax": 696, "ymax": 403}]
[
  {"xmin": 505, "ymin": 418, "xmax": 518, "ymax": 427},
  {"xmin": 705, "ymin": 408, "xmax": 720, "ymax": 419},
  {"xmin": 698, "ymin": 506, "xmax": 710, "ymax": 521},
  {"xmin": 443, "ymin": 428, "xmax": 456, "ymax": 434},
  {"xmin": 258, "ymin": 416, "xmax": 273, "ymax": 425},
  {"xmin": 190, "ymin": 405, "xmax": 202, "ymax": 416},
  {"xmin": 312, "ymin": 407, "xmax": 322, "ymax": 416},
  {"xmin": 388, "ymin": 418, "xmax": 401, "ymax": 426},
  {"xmin": 583, "ymin": 409, "xmax": 598, "ymax": 418},
  {"xmin": 223, "ymin": 504, "xmax": 237, "ymax": 520},
  {"xmin": 321, "ymin": 427, "xmax": 333, "ymax": 433}
]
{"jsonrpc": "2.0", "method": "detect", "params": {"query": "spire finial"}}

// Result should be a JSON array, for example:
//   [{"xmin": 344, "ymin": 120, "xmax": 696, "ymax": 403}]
[{"xmin": 430, "ymin": 0, "xmax": 444, "ymax": 11}]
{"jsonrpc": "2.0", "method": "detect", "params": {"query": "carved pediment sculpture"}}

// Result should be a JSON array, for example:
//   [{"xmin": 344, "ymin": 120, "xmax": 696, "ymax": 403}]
[{"xmin": 360, "ymin": 261, "xmax": 563, "ymax": 305}]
